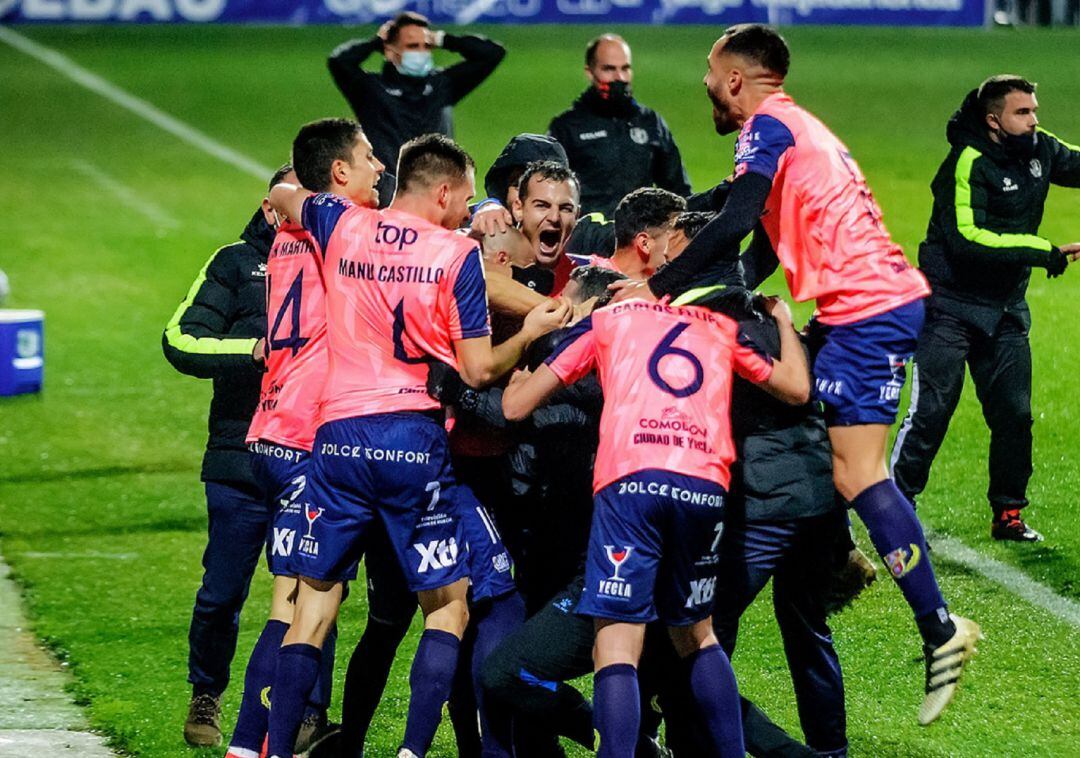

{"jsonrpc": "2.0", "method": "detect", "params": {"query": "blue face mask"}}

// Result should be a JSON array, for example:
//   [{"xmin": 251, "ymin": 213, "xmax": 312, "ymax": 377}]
[{"xmin": 398, "ymin": 51, "xmax": 434, "ymax": 78}]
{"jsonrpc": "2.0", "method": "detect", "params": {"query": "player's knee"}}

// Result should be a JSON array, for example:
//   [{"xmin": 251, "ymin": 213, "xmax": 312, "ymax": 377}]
[{"xmin": 478, "ymin": 645, "xmax": 515, "ymax": 699}]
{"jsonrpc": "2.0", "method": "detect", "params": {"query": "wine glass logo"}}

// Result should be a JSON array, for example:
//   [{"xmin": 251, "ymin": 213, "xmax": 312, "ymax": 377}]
[
  {"xmin": 303, "ymin": 507, "xmax": 324, "ymax": 539},
  {"xmin": 604, "ymin": 545, "xmax": 633, "ymax": 581}
]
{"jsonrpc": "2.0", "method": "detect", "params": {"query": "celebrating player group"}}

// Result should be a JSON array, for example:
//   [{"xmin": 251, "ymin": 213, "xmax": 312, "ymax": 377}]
[{"xmin": 162, "ymin": 19, "xmax": 1080, "ymax": 758}]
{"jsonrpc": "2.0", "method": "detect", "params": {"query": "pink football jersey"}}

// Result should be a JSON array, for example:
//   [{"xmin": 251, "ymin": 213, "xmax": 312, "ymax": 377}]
[
  {"xmin": 302, "ymin": 195, "xmax": 491, "ymax": 422},
  {"xmin": 545, "ymin": 299, "xmax": 773, "ymax": 493},
  {"xmin": 246, "ymin": 222, "xmax": 327, "ymax": 451},
  {"xmin": 734, "ymin": 93, "xmax": 929, "ymax": 325}
]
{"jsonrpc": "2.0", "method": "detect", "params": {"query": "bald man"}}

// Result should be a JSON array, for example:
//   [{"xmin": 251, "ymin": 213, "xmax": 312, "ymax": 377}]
[{"xmin": 548, "ymin": 34, "xmax": 691, "ymax": 217}]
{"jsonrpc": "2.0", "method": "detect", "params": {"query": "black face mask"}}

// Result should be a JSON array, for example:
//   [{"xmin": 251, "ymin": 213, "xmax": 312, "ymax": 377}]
[
  {"xmin": 993, "ymin": 120, "xmax": 1039, "ymax": 159},
  {"xmin": 591, "ymin": 80, "xmax": 635, "ymax": 116}
]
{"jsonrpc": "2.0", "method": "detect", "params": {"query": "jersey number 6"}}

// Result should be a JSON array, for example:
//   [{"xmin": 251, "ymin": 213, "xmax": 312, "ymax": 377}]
[{"xmin": 648, "ymin": 322, "xmax": 704, "ymax": 398}]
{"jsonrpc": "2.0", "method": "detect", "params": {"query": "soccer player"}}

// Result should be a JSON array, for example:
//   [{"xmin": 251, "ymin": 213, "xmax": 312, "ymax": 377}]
[
  {"xmin": 263, "ymin": 134, "xmax": 568, "ymax": 758},
  {"xmin": 617, "ymin": 24, "xmax": 981, "ymax": 724},
  {"xmin": 225, "ymin": 119, "xmax": 385, "ymax": 758},
  {"xmin": 502, "ymin": 292, "xmax": 810, "ymax": 757},
  {"xmin": 567, "ymin": 188, "xmax": 686, "ymax": 278}
]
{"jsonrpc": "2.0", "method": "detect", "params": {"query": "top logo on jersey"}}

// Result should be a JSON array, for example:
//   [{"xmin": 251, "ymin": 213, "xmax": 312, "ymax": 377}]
[
  {"xmin": 375, "ymin": 221, "xmax": 419, "ymax": 251},
  {"xmin": 629, "ymin": 127, "xmax": 649, "ymax": 145},
  {"xmin": 1030, "ymin": 159, "xmax": 1043, "ymax": 178}
]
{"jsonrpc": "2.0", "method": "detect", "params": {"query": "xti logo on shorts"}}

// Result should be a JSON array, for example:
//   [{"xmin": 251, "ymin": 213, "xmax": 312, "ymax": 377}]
[
  {"xmin": 414, "ymin": 538, "xmax": 459, "ymax": 573},
  {"xmin": 815, "ymin": 376, "xmax": 844, "ymax": 397},
  {"xmin": 271, "ymin": 527, "xmax": 295, "ymax": 558},
  {"xmin": 298, "ymin": 507, "xmax": 323, "ymax": 557},
  {"xmin": 685, "ymin": 576, "xmax": 716, "ymax": 609}
]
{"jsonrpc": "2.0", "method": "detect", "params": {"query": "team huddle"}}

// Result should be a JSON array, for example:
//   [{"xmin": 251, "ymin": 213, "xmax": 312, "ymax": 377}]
[{"xmin": 159, "ymin": 19, "xmax": 1080, "ymax": 758}]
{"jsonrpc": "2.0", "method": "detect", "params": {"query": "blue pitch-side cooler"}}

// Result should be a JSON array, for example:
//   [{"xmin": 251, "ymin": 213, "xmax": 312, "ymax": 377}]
[{"xmin": 0, "ymin": 310, "xmax": 44, "ymax": 396}]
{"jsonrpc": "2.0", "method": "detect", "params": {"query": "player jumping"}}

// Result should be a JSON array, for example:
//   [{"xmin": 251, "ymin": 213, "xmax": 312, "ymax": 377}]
[{"xmin": 616, "ymin": 24, "xmax": 981, "ymax": 725}]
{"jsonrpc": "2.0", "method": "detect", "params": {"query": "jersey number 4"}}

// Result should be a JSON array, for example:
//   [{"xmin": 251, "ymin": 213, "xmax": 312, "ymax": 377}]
[
  {"xmin": 648, "ymin": 322, "xmax": 704, "ymax": 398},
  {"xmin": 268, "ymin": 272, "xmax": 310, "ymax": 357}
]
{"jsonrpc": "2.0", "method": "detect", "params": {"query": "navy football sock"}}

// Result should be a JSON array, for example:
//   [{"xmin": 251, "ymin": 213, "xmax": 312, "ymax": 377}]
[
  {"xmin": 305, "ymin": 623, "xmax": 337, "ymax": 719},
  {"xmin": 266, "ymin": 643, "xmax": 321, "ymax": 758},
  {"xmin": 472, "ymin": 593, "xmax": 525, "ymax": 757},
  {"xmin": 686, "ymin": 644, "xmax": 745, "ymax": 758},
  {"xmin": 229, "ymin": 619, "xmax": 288, "ymax": 754},
  {"xmin": 852, "ymin": 480, "xmax": 954, "ymax": 645},
  {"xmin": 340, "ymin": 617, "xmax": 411, "ymax": 755},
  {"xmin": 594, "ymin": 663, "xmax": 639, "ymax": 758},
  {"xmin": 401, "ymin": 629, "xmax": 461, "ymax": 757}
]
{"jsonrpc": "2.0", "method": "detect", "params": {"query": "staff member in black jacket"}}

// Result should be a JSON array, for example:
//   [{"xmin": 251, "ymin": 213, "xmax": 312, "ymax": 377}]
[
  {"xmin": 891, "ymin": 76, "xmax": 1080, "ymax": 542},
  {"xmin": 162, "ymin": 168, "xmax": 287, "ymax": 747},
  {"xmin": 548, "ymin": 34, "xmax": 691, "ymax": 218},
  {"xmin": 328, "ymin": 12, "xmax": 505, "ymax": 170}
]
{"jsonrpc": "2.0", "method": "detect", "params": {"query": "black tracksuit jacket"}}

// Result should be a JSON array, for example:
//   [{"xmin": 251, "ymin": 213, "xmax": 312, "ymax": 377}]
[
  {"xmin": 920, "ymin": 89, "xmax": 1080, "ymax": 334},
  {"xmin": 548, "ymin": 87, "xmax": 691, "ymax": 218},
  {"xmin": 328, "ymin": 33, "xmax": 506, "ymax": 170},
  {"xmin": 162, "ymin": 210, "xmax": 271, "ymax": 488}
]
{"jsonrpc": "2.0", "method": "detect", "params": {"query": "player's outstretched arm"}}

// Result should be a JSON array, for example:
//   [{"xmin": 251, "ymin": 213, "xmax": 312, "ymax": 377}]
[
  {"xmin": 455, "ymin": 299, "xmax": 570, "ymax": 388},
  {"xmin": 754, "ymin": 297, "xmax": 810, "ymax": 406},
  {"xmin": 502, "ymin": 365, "xmax": 565, "ymax": 422},
  {"xmin": 485, "ymin": 273, "xmax": 550, "ymax": 317},
  {"xmin": 268, "ymin": 183, "xmax": 313, "ymax": 225}
]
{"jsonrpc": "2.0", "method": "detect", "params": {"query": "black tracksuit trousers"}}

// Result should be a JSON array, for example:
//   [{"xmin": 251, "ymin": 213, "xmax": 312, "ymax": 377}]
[{"xmin": 891, "ymin": 309, "xmax": 1033, "ymax": 513}]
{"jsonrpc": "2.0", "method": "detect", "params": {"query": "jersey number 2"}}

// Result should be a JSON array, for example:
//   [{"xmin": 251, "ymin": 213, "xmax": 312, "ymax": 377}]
[
  {"xmin": 268, "ymin": 272, "xmax": 310, "ymax": 357},
  {"xmin": 648, "ymin": 322, "xmax": 704, "ymax": 398}
]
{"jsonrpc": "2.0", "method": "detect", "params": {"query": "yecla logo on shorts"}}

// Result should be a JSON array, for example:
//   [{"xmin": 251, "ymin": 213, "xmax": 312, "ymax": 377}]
[
  {"xmin": 685, "ymin": 576, "xmax": 716, "ymax": 609},
  {"xmin": 414, "ymin": 538, "xmax": 459, "ymax": 573},
  {"xmin": 598, "ymin": 545, "xmax": 633, "ymax": 599},
  {"xmin": 298, "ymin": 507, "xmax": 324, "ymax": 557}
]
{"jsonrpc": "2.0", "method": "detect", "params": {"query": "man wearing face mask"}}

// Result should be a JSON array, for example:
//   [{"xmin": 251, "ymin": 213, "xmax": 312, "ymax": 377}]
[
  {"xmin": 548, "ymin": 34, "xmax": 691, "ymax": 218},
  {"xmin": 891, "ymin": 76, "xmax": 1080, "ymax": 542},
  {"xmin": 328, "ymin": 12, "xmax": 506, "ymax": 170}
]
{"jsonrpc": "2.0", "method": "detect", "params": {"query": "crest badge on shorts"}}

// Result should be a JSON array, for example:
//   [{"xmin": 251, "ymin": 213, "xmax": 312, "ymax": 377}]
[{"xmin": 629, "ymin": 127, "xmax": 649, "ymax": 145}]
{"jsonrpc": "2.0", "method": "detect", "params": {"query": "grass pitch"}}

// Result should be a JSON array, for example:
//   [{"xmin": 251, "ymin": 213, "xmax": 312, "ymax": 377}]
[{"xmin": 1, "ymin": 22, "xmax": 1079, "ymax": 757}]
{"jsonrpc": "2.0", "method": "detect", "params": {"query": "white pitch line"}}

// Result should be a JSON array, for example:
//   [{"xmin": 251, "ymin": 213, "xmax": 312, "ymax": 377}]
[
  {"xmin": 71, "ymin": 159, "xmax": 179, "ymax": 229},
  {"xmin": 0, "ymin": 24, "xmax": 272, "ymax": 182},
  {"xmin": 927, "ymin": 531, "xmax": 1080, "ymax": 628}
]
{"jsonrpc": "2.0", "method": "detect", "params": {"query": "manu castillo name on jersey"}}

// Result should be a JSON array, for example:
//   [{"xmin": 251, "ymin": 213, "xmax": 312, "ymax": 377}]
[{"xmin": 336, "ymin": 258, "xmax": 445, "ymax": 285}]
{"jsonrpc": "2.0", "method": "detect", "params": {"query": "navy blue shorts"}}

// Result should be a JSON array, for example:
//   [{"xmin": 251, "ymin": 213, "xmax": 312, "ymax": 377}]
[
  {"xmin": 249, "ymin": 441, "xmax": 308, "ymax": 576},
  {"xmin": 577, "ymin": 470, "xmax": 727, "ymax": 626},
  {"xmin": 808, "ymin": 299, "xmax": 925, "ymax": 427},
  {"xmin": 456, "ymin": 485, "xmax": 515, "ymax": 603},
  {"xmin": 291, "ymin": 413, "xmax": 469, "ymax": 593}
]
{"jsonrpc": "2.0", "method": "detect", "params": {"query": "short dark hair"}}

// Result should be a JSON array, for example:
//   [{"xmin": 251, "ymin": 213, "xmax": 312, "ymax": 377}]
[
  {"xmin": 585, "ymin": 33, "xmax": 626, "ymax": 68},
  {"xmin": 720, "ymin": 24, "xmax": 790, "ymax": 78},
  {"xmin": 977, "ymin": 75, "xmax": 1037, "ymax": 116},
  {"xmin": 570, "ymin": 265, "xmax": 627, "ymax": 307},
  {"xmin": 613, "ymin": 188, "xmax": 687, "ymax": 248},
  {"xmin": 267, "ymin": 163, "xmax": 293, "ymax": 192},
  {"xmin": 517, "ymin": 161, "xmax": 580, "ymax": 202},
  {"xmin": 673, "ymin": 211, "xmax": 716, "ymax": 241},
  {"xmin": 292, "ymin": 118, "xmax": 364, "ymax": 193},
  {"xmin": 386, "ymin": 11, "xmax": 430, "ymax": 44},
  {"xmin": 396, "ymin": 134, "xmax": 474, "ymax": 194}
]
